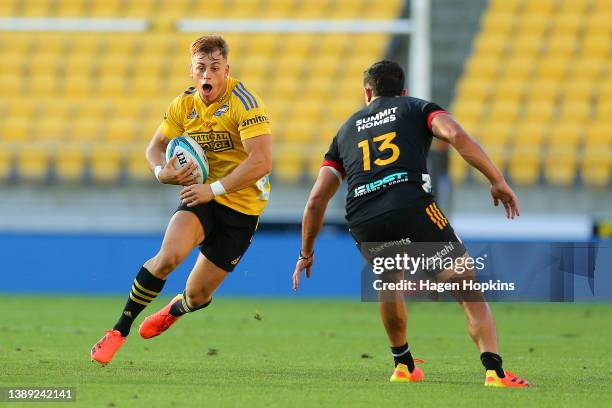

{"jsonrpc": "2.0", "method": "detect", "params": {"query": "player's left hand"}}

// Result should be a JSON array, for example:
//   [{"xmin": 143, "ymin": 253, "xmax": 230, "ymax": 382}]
[
  {"xmin": 292, "ymin": 254, "xmax": 314, "ymax": 291},
  {"xmin": 490, "ymin": 180, "xmax": 520, "ymax": 219},
  {"xmin": 180, "ymin": 184, "xmax": 214, "ymax": 207}
]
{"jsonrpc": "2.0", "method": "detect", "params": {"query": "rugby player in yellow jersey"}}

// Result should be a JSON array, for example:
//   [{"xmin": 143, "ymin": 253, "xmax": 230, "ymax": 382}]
[{"xmin": 91, "ymin": 35, "xmax": 272, "ymax": 365}]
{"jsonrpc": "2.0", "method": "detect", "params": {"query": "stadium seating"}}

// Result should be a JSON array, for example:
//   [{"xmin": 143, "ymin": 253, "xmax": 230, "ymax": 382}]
[
  {"xmin": 0, "ymin": 0, "xmax": 404, "ymax": 184},
  {"xmin": 452, "ymin": 0, "xmax": 610, "ymax": 187}
]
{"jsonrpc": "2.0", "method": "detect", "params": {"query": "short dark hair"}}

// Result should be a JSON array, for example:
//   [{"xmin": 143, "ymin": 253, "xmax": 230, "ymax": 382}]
[
  {"xmin": 191, "ymin": 35, "xmax": 229, "ymax": 59},
  {"xmin": 363, "ymin": 60, "xmax": 405, "ymax": 97}
]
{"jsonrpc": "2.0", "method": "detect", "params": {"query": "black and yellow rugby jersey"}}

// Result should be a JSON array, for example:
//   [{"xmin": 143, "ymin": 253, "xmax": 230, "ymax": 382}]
[
  {"xmin": 159, "ymin": 77, "xmax": 271, "ymax": 216},
  {"xmin": 323, "ymin": 96, "xmax": 446, "ymax": 227}
]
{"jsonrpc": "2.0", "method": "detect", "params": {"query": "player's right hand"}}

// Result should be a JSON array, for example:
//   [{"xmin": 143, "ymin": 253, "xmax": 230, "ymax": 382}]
[
  {"xmin": 292, "ymin": 255, "xmax": 314, "ymax": 291},
  {"xmin": 490, "ymin": 180, "xmax": 520, "ymax": 219},
  {"xmin": 158, "ymin": 156, "xmax": 200, "ymax": 186}
]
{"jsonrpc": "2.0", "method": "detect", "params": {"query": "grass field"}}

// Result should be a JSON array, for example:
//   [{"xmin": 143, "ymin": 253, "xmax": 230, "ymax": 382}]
[{"xmin": 1, "ymin": 296, "xmax": 611, "ymax": 407}]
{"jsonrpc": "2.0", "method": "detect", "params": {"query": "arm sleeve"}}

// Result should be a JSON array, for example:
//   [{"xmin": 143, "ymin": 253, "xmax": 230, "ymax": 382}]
[
  {"xmin": 233, "ymin": 84, "xmax": 272, "ymax": 141},
  {"xmin": 322, "ymin": 135, "xmax": 346, "ymax": 178},
  {"xmin": 159, "ymin": 95, "xmax": 185, "ymax": 138},
  {"xmin": 414, "ymin": 99, "xmax": 447, "ymax": 133}
]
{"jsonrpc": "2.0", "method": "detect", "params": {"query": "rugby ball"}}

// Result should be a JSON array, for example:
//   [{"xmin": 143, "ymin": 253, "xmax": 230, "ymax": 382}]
[{"xmin": 165, "ymin": 136, "xmax": 209, "ymax": 184}]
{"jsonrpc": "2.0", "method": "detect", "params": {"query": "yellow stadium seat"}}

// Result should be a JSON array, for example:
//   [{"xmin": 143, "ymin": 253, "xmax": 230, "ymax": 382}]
[
  {"xmin": 55, "ymin": 144, "xmax": 85, "ymax": 182},
  {"xmin": 455, "ymin": 79, "xmax": 491, "ymax": 102},
  {"xmin": 18, "ymin": 144, "xmax": 49, "ymax": 181},
  {"xmin": 21, "ymin": 0, "xmax": 54, "ymax": 16},
  {"xmin": 0, "ymin": 147, "xmax": 12, "ymax": 181},
  {"xmin": 558, "ymin": 101, "xmax": 592, "ymax": 124},
  {"xmin": 282, "ymin": 121, "xmax": 313, "ymax": 143},
  {"xmin": 562, "ymin": 81, "xmax": 595, "ymax": 104},
  {"xmin": 451, "ymin": 101, "xmax": 485, "ymax": 124},
  {"xmin": 0, "ymin": 118, "xmax": 31, "ymax": 142},
  {"xmin": 69, "ymin": 119, "xmax": 102, "ymax": 140},
  {"xmin": 62, "ymin": 75, "xmax": 92, "ymax": 98},
  {"xmin": 514, "ymin": 122, "xmax": 548, "ymax": 146},
  {"xmin": 524, "ymin": 0, "xmax": 556, "ymax": 15},
  {"xmin": 90, "ymin": 0, "xmax": 123, "ymax": 16},
  {"xmin": 509, "ymin": 146, "xmax": 541, "ymax": 186},
  {"xmin": 511, "ymin": 37, "xmax": 544, "ymax": 60},
  {"xmin": 105, "ymin": 119, "xmax": 136, "ymax": 142},
  {"xmin": 37, "ymin": 118, "xmax": 67, "ymax": 142},
  {"xmin": 273, "ymin": 150, "xmax": 303, "ymax": 184},
  {"xmin": 464, "ymin": 57, "xmax": 499, "ymax": 80},
  {"xmin": 558, "ymin": 0, "xmax": 590, "ymax": 14},
  {"xmin": 488, "ymin": 100, "xmax": 520, "ymax": 123},
  {"xmin": 55, "ymin": 0, "xmax": 88, "ymax": 16},
  {"xmin": 595, "ymin": 97, "xmax": 612, "ymax": 118},
  {"xmin": 526, "ymin": 79, "xmax": 560, "ymax": 103},
  {"xmin": 585, "ymin": 123, "xmax": 611, "ymax": 145},
  {"xmin": 492, "ymin": 80, "xmax": 525, "ymax": 102},
  {"xmin": 472, "ymin": 34, "xmax": 508, "ymax": 58},
  {"xmin": 582, "ymin": 146, "xmax": 611, "ymax": 187},
  {"xmin": 536, "ymin": 57, "xmax": 569, "ymax": 81},
  {"xmin": 501, "ymin": 57, "xmax": 534, "ymax": 80},
  {"xmin": 480, "ymin": 12, "xmax": 515, "ymax": 36},
  {"xmin": 449, "ymin": 150, "xmax": 469, "ymax": 184},
  {"xmin": 90, "ymin": 145, "xmax": 122, "ymax": 183},
  {"xmin": 126, "ymin": 147, "xmax": 152, "ymax": 182},
  {"xmin": 524, "ymin": 101, "xmax": 556, "ymax": 123},
  {"xmin": 581, "ymin": 33, "xmax": 609, "ymax": 59},
  {"xmin": 572, "ymin": 59, "xmax": 604, "ymax": 80},
  {"xmin": 544, "ymin": 146, "xmax": 578, "ymax": 186},
  {"xmin": 515, "ymin": 15, "xmax": 549, "ymax": 37},
  {"xmin": 546, "ymin": 35, "xmax": 578, "ymax": 58},
  {"xmin": 479, "ymin": 122, "xmax": 512, "ymax": 146},
  {"xmin": 549, "ymin": 123, "xmax": 583, "ymax": 145},
  {"xmin": 551, "ymin": 14, "xmax": 583, "ymax": 37}
]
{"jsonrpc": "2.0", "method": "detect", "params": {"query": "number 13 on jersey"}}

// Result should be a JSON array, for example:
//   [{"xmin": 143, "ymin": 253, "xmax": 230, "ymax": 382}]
[{"xmin": 357, "ymin": 131, "xmax": 400, "ymax": 171}]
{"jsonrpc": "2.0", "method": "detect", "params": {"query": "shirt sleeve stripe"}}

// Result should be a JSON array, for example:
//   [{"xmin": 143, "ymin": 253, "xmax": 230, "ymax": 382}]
[
  {"xmin": 238, "ymin": 82, "xmax": 259, "ymax": 108},
  {"xmin": 232, "ymin": 89, "xmax": 250, "ymax": 110},
  {"xmin": 234, "ymin": 85, "xmax": 255, "ymax": 109},
  {"xmin": 321, "ymin": 159, "xmax": 346, "ymax": 177},
  {"xmin": 427, "ymin": 109, "xmax": 447, "ymax": 131}
]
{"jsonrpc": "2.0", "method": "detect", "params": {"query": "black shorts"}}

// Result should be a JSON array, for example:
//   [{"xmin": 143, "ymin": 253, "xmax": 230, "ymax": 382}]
[
  {"xmin": 349, "ymin": 197, "xmax": 466, "ymax": 274},
  {"xmin": 176, "ymin": 200, "xmax": 259, "ymax": 272}
]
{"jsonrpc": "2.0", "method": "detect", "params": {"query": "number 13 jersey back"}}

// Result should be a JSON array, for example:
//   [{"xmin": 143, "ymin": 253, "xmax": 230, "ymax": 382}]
[{"xmin": 323, "ymin": 96, "xmax": 446, "ymax": 227}]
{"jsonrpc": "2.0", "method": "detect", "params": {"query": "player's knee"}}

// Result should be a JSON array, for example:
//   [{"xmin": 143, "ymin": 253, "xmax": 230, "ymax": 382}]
[
  {"xmin": 150, "ymin": 252, "xmax": 183, "ymax": 278},
  {"xmin": 184, "ymin": 289, "xmax": 212, "ymax": 309}
]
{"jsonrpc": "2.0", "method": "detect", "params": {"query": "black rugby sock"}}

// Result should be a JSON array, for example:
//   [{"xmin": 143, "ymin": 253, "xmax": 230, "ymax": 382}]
[
  {"xmin": 391, "ymin": 343, "xmax": 415, "ymax": 373},
  {"xmin": 113, "ymin": 267, "xmax": 166, "ymax": 337},
  {"xmin": 480, "ymin": 352, "xmax": 505, "ymax": 378},
  {"xmin": 169, "ymin": 293, "xmax": 211, "ymax": 317}
]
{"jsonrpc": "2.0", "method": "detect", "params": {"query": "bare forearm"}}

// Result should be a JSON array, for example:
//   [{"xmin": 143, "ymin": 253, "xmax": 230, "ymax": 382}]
[
  {"xmin": 453, "ymin": 134, "xmax": 503, "ymax": 184},
  {"xmin": 219, "ymin": 154, "xmax": 270, "ymax": 193},
  {"xmin": 301, "ymin": 200, "xmax": 327, "ymax": 255},
  {"xmin": 145, "ymin": 143, "xmax": 165, "ymax": 172}
]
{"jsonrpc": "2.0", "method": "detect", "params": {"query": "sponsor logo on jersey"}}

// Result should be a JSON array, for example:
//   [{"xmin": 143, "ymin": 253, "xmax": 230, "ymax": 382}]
[
  {"xmin": 356, "ymin": 107, "xmax": 399, "ymax": 132},
  {"xmin": 188, "ymin": 131, "xmax": 234, "ymax": 152},
  {"xmin": 214, "ymin": 104, "xmax": 229, "ymax": 117},
  {"xmin": 354, "ymin": 171, "xmax": 409, "ymax": 197},
  {"xmin": 186, "ymin": 109, "xmax": 198, "ymax": 120},
  {"xmin": 230, "ymin": 256, "xmax": 241, "ymax": 265},
  {"xmin": 241, "ymin": 114, "xmax": 269, "ymax": 127}
]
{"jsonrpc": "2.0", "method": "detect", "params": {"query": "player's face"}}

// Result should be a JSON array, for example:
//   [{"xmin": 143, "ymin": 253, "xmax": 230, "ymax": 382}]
[{"xmin": 190, "ymin": 50, "xmax": 230, "ymax": 104}]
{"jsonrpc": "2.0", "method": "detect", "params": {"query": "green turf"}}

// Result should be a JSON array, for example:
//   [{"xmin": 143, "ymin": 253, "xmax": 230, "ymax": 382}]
[{"xmin": 0, "ymin": 296, "xmax": 611, "ymax": 407}]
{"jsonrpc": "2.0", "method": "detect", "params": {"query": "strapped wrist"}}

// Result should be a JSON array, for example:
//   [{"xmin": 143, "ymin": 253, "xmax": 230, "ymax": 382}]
[
  {"xmin": 210, "ymin": 180, "xmax": 227, "ymax": 197},
  {"xmin": 154, "ymin": 165, "xmax": 163, "ymax": 182}
]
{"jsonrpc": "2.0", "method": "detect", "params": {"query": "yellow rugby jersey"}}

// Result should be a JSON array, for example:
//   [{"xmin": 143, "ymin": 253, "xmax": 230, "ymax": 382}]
[{"xmin": 159, "ymin": 77, "xmax": 271, "ymax": 216}]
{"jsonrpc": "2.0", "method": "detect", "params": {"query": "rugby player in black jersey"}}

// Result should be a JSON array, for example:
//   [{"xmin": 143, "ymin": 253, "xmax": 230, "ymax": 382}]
[{"xmin": 292, "ymin": 61, "xmax": 528, "ymax": 387}]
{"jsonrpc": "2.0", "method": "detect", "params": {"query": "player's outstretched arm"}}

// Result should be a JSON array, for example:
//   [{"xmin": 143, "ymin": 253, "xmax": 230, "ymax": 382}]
[
  {"xmin": 179, "ymin": 134, "xmax": 272, "ymax": 207},
  {"xmin": 431, "ymin": 113, "xmax": 520, "ymax": 219},
  {"xmin": 293, "ymin": 168, "xmax": 342, "ymax": 290},
  {"xmin": 146, "ymin": 127, "xmax": 200, "ymax": 186}
]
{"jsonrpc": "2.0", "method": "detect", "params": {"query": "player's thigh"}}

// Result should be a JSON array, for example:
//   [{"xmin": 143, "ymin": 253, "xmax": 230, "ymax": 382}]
[
  {"xmin": 147, "ymin": 211, "xmax": 205, "ymax": 269},
  {"xmin": 185, "ymin": 253, "xmax": 228, "ymax": 302}
]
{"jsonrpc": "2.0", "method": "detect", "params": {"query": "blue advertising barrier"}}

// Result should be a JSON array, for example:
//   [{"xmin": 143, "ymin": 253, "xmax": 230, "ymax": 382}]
[{"xmin": 0, "ymin": 230, "xmax": 362, "ymax": 296}]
